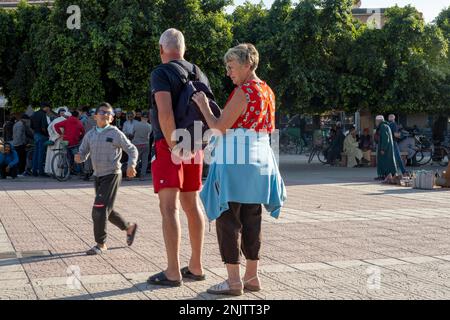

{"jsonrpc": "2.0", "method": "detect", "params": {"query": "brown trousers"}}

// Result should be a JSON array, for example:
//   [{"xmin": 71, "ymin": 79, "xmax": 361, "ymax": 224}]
[{"xmin": 216, "ymin": 202, "xmax": 262, "ymax": 264}]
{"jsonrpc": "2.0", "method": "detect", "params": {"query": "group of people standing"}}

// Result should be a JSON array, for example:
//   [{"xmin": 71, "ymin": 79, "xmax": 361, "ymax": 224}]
[
  {"xmin": 320, "ymin": 113, "xmax": 407, "ymax": 181},
  {"xmin": 71, "ymin": 28, "xmax": 287, "ymax": 296},
  {"xmin": 1, "ymin": 103, "xmax": 153, "ymax": 181}
]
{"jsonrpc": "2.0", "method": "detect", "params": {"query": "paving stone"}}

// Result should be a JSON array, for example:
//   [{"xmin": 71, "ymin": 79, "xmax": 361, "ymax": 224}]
[{"xmin": 3, "ymin": 160, "xmax": 450, "ymax": 299}]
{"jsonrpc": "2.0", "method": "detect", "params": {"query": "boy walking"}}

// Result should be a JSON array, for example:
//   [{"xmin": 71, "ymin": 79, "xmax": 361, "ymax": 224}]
[{"xmin": 75, "ymin": 102, "xmax": 139, "ymax": 255}]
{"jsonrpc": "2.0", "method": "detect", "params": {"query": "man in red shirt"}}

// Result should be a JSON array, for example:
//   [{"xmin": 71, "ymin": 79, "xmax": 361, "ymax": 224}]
[
  {"xmin": 55, "ymin": 110, "xmax": 85, "ymax": 147},
  {"xmin": 55, "ymin": 110, "xmax": 85, "ymax": 174}
]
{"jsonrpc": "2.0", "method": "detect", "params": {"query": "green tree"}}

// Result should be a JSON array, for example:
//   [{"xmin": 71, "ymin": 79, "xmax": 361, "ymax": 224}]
[
  {"xmin": 3, "ymin": 2, "xmax": 50, "ymax": 110},
  {"xmin": 380, "ymin": 5, "xmax": 448, "ymax": 113},
  {"xmin": 0, "ymin": 8, "xmax": 16, "ymax": 98}
]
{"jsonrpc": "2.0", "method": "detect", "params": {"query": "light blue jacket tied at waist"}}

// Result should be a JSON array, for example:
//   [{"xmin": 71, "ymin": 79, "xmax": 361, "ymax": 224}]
[{"xmin": 200, "ymin": 129, "xmax": 287, "ymax": 221}]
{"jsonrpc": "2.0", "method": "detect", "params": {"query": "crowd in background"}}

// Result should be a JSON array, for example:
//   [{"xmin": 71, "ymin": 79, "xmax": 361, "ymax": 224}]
[{"xmin": 0, "ymin": 103, "xmax": 152, "ymax": 180}]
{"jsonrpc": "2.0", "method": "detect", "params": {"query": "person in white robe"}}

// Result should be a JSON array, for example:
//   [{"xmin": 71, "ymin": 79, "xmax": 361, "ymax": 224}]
[
  {"xmin": 44, "ymin": 109, "xmax": 71, "ymax": 175},
  {"xmin": 344, "ymin": 126, "xmax": 364, "ymax": 168}
]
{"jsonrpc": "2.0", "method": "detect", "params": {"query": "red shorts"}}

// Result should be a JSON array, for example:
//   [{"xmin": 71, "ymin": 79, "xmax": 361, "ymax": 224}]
[{"xmin": 151, "ymin": 139, "xmax": 203, "ymax": 193}]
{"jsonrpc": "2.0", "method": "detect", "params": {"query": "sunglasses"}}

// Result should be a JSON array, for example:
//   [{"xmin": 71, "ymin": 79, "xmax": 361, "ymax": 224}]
[{"xmin": 97, "ymin": 110, "xmax": 115, "ymax": 116}]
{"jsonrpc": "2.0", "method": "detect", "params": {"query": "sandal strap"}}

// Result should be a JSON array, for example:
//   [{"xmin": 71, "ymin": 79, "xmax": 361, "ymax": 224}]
[
  {"xmin": 212, "ymin": 279, "xmax": 242, "ymax": 290},
  {"xmin": 243, "ymin": 275, "xmax": 259, "ymax": 283}
]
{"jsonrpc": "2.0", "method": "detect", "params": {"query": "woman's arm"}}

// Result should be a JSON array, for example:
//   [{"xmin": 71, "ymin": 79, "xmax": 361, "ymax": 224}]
[{"xmin": 192, "ymin": 89, "xmax": 247, "ymax": 134}]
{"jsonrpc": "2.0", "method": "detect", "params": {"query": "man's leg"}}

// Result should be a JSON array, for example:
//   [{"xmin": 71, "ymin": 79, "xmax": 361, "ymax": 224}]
[
  {"xmin": 16, "ymin": 145, "xmax": 26, "ymax": 174},
  {"xmin": 159, "ymin": 188, "xmax": 182, "ymax": 281},
  {"xmin": 179, "ymin": 191, "xmax": 204, "ymax": 276},
  {"xmin": 0, "ymin": 164, "xmax": 7, "ymax": 179},
  {"xmin": 39, "ymin": 137, "xmax": 48, "ymax": 175},
  {"xmin": 140, "ymin": 145, "xmax": 150, "ymax": 178},
  {"xmin": 9, "ymin": 166, "xmax": 18, "ymax": 179},
  {"xmin": 70, "ymin": 146, "xmax": 81, "ymax": 174},
  {"xmin": 32, "ymin": 133, "xmax": 40, "ymax": 175}
]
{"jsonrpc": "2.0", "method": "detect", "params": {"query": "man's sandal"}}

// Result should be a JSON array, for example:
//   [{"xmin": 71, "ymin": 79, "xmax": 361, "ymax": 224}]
[
  {"xmin": 180, "ymin": 266, "xmax": 206, "ymax": 281},
  {"xmin": 147, "ymin": 271, "xmax": 183, "ymax": 287}
]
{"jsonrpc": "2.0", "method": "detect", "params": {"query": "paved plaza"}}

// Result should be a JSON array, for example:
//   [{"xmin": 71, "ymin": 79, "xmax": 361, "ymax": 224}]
[{"xmin": 1, "ymin": 155, "xmax": 450, "ymax": 300}]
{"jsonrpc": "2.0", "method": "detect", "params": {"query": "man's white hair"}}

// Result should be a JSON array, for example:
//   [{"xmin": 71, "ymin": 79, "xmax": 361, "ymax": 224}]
[{"xmin": 159, "ymin": 28, "xmax": 185, "ymax": 54}]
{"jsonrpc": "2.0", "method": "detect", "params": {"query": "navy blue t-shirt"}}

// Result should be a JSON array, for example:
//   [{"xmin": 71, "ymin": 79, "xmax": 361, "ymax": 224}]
[{"xmin": 149, "ymin": 60, "xmax": 210, "ymax": 142}]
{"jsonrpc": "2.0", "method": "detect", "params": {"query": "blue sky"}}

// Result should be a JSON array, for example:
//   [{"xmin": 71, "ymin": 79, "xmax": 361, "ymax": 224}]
[{"xmin": 227, "ymin": 1, "xmax": 449, "ymax": 23}]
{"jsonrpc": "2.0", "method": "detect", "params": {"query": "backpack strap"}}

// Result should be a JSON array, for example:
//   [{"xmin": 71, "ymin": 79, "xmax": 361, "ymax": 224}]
[{"xmin": 165, "ymin": 61, "xmax": 200, "ymax": 83}]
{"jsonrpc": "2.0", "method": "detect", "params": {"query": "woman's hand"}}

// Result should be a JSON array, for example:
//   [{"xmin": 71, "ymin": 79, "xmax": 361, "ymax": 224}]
[{"xmin": 192, "ymin": 92, "xmax": 209, "ymax": 112}]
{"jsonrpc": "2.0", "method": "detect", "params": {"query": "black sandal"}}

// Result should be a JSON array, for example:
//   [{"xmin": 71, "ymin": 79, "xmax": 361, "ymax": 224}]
[
  {"xmin": 181, "ymin": 266, "xmax": 206, "ymax": 281},
  {"xmin": 127, "ymin": 223, "xmax": 138, "ymax": 246},
  {"xmin": 147, "ymin": 271, "xmax": 183, "ymax": 287}
]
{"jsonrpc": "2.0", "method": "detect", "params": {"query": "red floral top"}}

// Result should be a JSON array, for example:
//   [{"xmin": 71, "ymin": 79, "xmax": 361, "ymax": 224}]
[{"xmin": 226, "ymin": 80, "xmax": 275, "ymax": 133}]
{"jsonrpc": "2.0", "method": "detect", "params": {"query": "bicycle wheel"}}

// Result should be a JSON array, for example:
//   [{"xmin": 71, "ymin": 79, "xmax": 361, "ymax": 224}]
[
  {"xmin": 52, "ymin": 152, "xmax": 70, "ymax": 181},
  {"xmin": 439, "ymin": 149, "xmax": 449, "ymax": 167},
  {"xmin": 412, "ymin": 150, "xmax": 424, "ymax": 164},
  {"xmin": 418, "ymin": 149, "xmax": 432, "ymax": 166},
  {"xmin": 317, "ymin": 149, "xmax": 327, "ymax": 164},
  {"xmin": 308, "ymin": 149, "xmax": 316, "ymax": 164}
]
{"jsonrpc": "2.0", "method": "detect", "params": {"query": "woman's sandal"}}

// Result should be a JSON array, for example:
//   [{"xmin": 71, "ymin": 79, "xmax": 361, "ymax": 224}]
[
  {"xmin": 243, "ymin": 275, "xmax": 262, "ymax": 292},
  {"xmin": 207, "ymin": 280, "xmax": 243, "ymax": 296}
]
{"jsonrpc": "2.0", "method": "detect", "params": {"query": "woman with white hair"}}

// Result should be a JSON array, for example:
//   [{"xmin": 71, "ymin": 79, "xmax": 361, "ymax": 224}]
[{"xmin": 192, "ymin": 43, "xmax": 286, "ymax": 296}]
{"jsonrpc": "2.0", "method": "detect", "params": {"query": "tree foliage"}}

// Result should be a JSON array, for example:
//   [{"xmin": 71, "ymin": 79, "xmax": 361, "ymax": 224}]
[{"xmin": 0, "ymin": 0, "xmax": 448, "ymax": 115}]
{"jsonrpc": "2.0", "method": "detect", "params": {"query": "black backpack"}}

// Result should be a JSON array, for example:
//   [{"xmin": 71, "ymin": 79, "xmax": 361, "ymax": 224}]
[{"xmin": 151, "ymin": 61, "xmax": 221, "ymax": 151}]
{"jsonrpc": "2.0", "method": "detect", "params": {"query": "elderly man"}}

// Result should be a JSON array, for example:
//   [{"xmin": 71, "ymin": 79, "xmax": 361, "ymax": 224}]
[
  {"xmin": 147, "ymin": 28, "xmax": 208, "ymax": 287},
  {"xmin": 343, "ymin": 126, "xmax": 365, "ymax": 167},
  {"xmin": 375, "ymin": 115, "xmax": 400, "ymax": 180},
  {"xmin": 388, "ymin": 114, "xmax": 406, "ymax": 174}
]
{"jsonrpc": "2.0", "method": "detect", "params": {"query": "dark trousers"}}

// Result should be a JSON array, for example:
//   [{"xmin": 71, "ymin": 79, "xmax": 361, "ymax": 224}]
[
  {"xmin": 15, "ymin": 145, "xmax": 26, "ymax": 174},
  {"xmin": 92, "ymin": 174, "xmax": 129, "ymax": 244},
  {"xmin": 32, "ymin": 133, "xmax": 48, "ymax": 175},
  {"xmin": 216, "ymin": 202, "xmax": 262, "ymax": 264},
  {"xmin": 1, "ymin": 164, "xmax": 18, "ymax": 179}
]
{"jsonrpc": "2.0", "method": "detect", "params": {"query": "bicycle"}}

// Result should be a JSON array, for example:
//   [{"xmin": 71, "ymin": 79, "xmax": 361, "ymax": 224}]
[
  {"xmin": 431, "ymin": 143, "xmax": 450, "ymax": 167},
  {"xmin": 51, "ymin": 141, "xmax": 80, "ymax": 181},
  {"xmin": 279, "ymin": 127, "xmax": 307, "ymax": 155},
  {"xmin": 410, "ymin": 135, "xmax": 450, "ymax": 167},
  {"xmin": 308, "ymin": 141, "xmax": 328, "ymax": 164},
  {"xmin": 410, "ymin": 135, "xmax": 433, "ymax": 166}
]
